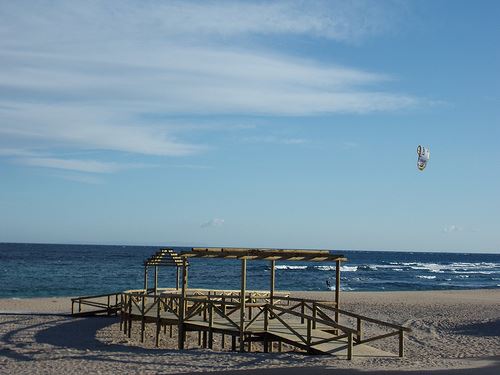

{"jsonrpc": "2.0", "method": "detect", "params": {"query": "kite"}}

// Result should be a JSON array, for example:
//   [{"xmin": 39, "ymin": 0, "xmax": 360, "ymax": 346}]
[{"xmin": 417, "ymin": 145, "xmax": 430, "ymax": 171}]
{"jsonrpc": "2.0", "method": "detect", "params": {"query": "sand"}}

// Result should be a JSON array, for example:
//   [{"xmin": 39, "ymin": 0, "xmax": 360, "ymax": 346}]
[{"xmin": 1, "ymin": 290, "xmax": 499, "ymax": 374}]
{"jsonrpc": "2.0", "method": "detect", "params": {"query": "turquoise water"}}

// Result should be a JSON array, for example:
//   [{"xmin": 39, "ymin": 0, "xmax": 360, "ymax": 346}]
[{"xmin": 1, "ymin": 243, "xmax": 499, "ymax": 298}]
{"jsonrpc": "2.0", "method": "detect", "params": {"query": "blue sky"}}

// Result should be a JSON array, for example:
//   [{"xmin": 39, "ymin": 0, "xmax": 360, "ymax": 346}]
[{"xmin": 0, "ymin": 0, "xmax": 499, "ymax": 252}]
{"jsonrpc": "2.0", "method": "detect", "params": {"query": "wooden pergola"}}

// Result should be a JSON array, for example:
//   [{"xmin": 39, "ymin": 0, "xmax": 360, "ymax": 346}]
[
  {"xmin": 177, "ymin": 247, "xmax": 347, "ymax": 351},
  {"xmin": 143, "ymin": 248, "xmax": 186, "ymax": 294}
]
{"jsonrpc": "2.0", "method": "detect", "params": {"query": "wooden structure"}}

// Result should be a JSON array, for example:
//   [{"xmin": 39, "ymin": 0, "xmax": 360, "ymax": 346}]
[
  {"xmin": 117, "ymin": 247, "xmax": 411, "ymax": 359},
  {"xmin": 143, "ymin": 248, "xmax": 185, "ymax": 294}
]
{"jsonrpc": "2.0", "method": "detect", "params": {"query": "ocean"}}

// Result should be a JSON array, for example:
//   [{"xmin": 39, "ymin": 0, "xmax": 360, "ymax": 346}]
[{"xmin": 1, "ymin": 243, "xmax": 499, "ymax": 298}]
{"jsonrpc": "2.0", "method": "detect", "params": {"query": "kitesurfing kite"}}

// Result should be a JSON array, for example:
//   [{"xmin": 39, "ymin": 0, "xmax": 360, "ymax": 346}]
[{"xmin": 417, "ymin": 145, "xmax": 430, "ymax": 171}]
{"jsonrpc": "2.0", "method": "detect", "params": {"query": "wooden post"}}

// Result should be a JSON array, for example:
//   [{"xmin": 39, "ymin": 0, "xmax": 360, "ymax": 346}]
[
  {"xmin": 335, "ymin": 260, "xmax": 340, "ymax": 323},
  {"xmin": 178, "ymin": 258, "xmax": 188, "ymax": 349},
  {"xmin": 231, "ymin": 335, "xmax": 237, "ymax": 351},
  {"xmin": 119, "ymin": 295, "xmax": 123, "ymax": 330},
  {"xmin": 155, "ymin": 296, "xmax": 161, "ymax": 347},
  {"xmin": 264, "ymin": 305, "xmax": 269, "ymax": 353},
  {"xmin": 203, "ymin": 300, "xmax": 208, "ymax": 347},
  {"xmin": 270, "ymin": 260, "xmax": 275, "ymax": 306},
  {"xmin": 357, "ymin": 317, "xmax": 362, "ymax": 343},
  {"xmin": 347, "ymin": 332, "xmax": 353, "ymax": 360},
  {"xmin": 176, "ymin": 267, "xmax": 180, "ymax": 290},
  {"xmin": 312, "ymin": 302, "xmax": 317, "ymax": 329},
  {"xmin": 208, "ymin": 303, "xmax": 214, "ymax": 349},
  {"xmin": 239, "ymin": 258, "xmax": 247, "ymax": 352},
  {"xmin": 154, "ymin": 266, "xmax": 158, "ymax": 296},
  {"xmin": 301, "ymin": 301, "xmax": 305, "ymax": 324},
  {"xmin": 222, "ymin": 296, "xmax": 226, "ymax": 349},
  {"xmin": 307, "ymin": 319, "xmax": 312, "ymax": 346},
  {"xmin": 141, "ymin": 294, "xmax": 146, "ymax": 343},
  {"xmin": 399, "ymin": 330, "xmax": 404, "ymax": 357},
  {"xmin": 144, "ymin": 266, "xmax": 148, "ymax": 292},
  {"xmin": 127, "ymin": 296, "xmax": 132, "ymax": 338}
]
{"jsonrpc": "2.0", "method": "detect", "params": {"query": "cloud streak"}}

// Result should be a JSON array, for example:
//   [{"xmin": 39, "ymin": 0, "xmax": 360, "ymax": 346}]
[
  {"xmin": 200, "ymin": 218, "xmax": 225, "ymax": 228},
  {"xmin": 0, "ymin": 0, "xmax": 418, "ymax": 177}
]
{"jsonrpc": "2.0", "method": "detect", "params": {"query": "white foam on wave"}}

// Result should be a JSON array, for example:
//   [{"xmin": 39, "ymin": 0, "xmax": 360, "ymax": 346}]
[
  {"xmin": 315, "ymin": 265, "xmax": 335, "ymax": 271},
  {"xmin": 314, "ymin": 265, "xmax": 358, "ymax": 272},
  {"xmin": 417, "ymin": 275, "xmax": 436, "ymax": 279},
  {"xmin": 341, "ymin": 266, "xmax": 358, "ymax": 272},
  {"xmin": 450, "ymin": 262, "xmax": 499, "ymax": 270},
  {"xmin": 275, "ymin": 265, "xmax": 307, "ymax": 270},
  {"xmin": 409, "ymin": 263, "xmax": 447, "ymax": 273}
]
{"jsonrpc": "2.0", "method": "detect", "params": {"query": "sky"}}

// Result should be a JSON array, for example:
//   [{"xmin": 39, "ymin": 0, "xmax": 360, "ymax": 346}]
[{"xmin": 0, "ymin": 0, "xmax": 499, "ymax": 253}]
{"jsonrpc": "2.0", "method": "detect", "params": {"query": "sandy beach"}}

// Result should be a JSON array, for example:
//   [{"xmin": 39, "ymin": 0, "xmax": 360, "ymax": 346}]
[{"xmin": 1, "ymin": 289, "xmax": 499, "ymax": 374}]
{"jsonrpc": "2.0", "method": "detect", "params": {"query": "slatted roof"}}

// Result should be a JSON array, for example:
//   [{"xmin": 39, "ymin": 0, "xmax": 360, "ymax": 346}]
[
  {"xmin": 179, "ymin": 247, "xmax": 346, "ymax": 262},
  {"xmin": 144, "ymin": 248, "xmax": 185, "ymax": 267}
]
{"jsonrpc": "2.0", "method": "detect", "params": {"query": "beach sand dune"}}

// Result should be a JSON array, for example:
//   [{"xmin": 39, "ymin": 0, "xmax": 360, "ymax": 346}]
[{"xmin": 1, "ymin": 290, "xmax": 499, "ymax": 374}]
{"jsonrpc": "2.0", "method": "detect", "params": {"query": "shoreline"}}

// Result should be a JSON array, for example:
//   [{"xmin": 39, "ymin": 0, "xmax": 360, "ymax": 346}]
[{"xmin": 1, "ymin": 289, "xmax": 499, "ymax": 374}]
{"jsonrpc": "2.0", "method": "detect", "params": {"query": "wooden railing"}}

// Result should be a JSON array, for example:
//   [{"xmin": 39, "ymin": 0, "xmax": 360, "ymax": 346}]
[{"xmin": 71, "ymin": 292, "xmax": 122, "ymax": 317}]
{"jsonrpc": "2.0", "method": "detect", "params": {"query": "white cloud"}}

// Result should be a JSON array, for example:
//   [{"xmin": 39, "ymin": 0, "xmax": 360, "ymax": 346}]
[
  {"xmin": 0, "ymin": 1, "xmax": 403, "ymax": 46},
  {"xmin": 0, "ymin": 0, "xmax": 418, "ymax": 175},
  {"xmin": 17, "ymin": 157, "xmax": 126, "ymax": 174},
  {"xmin": 443, "ymin": 225, "xmax": 464, "ymax": 233},
  {"xmin": 201, "ymin": 218, "xmax": 225, "ymax": 228}
]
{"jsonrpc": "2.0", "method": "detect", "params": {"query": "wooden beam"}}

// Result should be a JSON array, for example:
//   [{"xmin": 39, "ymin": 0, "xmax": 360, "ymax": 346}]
[
  {"xmin": 143, "ymin": 266, "xmax": 148, "ymax": 291},
  {"xmin": 187, "ymin": 247, "xmax": 347, "ymax": 262}
]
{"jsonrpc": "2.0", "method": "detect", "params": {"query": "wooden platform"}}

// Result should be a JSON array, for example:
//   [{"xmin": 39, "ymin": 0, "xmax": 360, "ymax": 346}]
[{"xmin": 122, "ymin": 298, "xmax": 397, "ymax": 358}]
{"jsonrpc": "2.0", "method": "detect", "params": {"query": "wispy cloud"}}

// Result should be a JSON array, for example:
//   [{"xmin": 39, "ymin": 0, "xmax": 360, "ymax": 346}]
[
  {"xmin": 241, "ymin": 136, "xmax": 308, "ymax": 145},
  {"xmin": 0, "ymin": 0, "xmax": 417, "ymax": 175},
  {"xmin": 0, "ymin": 1, "xmax": 404, "ymax": 46},
  {"xmin": 55, "ymin": 172, "xmax": 104, "ymax": 185},
  {"xmin": 200, "ymin": 218, "xmax": 225, "ymax": 228},
  {"xmin": 17, "ymin": 157, "xmax": 127, "ymax": 174},
  {"xmin": 443, "ymin": 225, "xmax": 464, "ymax": 233}
]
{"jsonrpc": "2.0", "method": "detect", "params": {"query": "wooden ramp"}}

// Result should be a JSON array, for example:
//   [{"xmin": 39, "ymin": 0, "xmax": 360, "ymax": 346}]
[{"xmin": 265, "ymin": 326, "xmax": 394, "ymax": 357}]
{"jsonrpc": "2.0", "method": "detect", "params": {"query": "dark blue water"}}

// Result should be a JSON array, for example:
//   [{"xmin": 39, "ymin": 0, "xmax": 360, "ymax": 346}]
[{"xmin": 1, "ymin": 243, "xmax": 499, "ymax": 298}]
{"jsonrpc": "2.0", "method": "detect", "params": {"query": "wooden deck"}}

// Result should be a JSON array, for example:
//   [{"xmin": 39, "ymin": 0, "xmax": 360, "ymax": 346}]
[{"xmin": 116, "ymin": 291, "xmax": 406, "ymax": 359}]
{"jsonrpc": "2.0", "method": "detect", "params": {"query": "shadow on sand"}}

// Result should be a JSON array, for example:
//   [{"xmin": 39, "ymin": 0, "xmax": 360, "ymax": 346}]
[
  {"xmin": 4, "ymin": 314, "xmax": 497, "ymax": 374},
  {"xmin": 172, "ymin": 359, "xmax": 500, "ymax": 375},
  {"xmin": 30, "ymin": 316, "xmax": 312, "ymax": 371},
  {"xmin": 453, "ymin": 319, "xmax": 500, "ymax": 337}
]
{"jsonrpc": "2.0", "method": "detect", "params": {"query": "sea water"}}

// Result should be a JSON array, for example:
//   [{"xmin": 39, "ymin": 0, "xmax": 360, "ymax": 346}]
[{"xmin": 0, "ymin": 243, "xmax": 499, "ymax": 298}]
